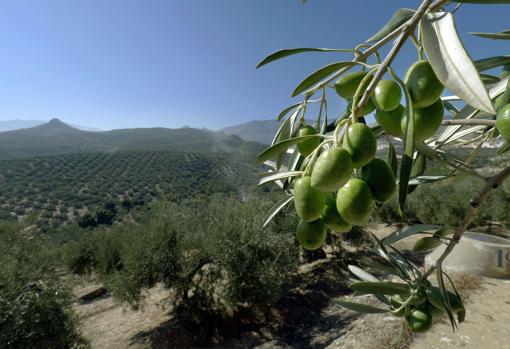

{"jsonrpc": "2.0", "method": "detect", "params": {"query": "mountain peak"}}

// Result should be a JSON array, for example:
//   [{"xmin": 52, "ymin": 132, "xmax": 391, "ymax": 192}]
[{"xmin": 48, "ymin": 118, "xmax": 66, "ymax": 125}]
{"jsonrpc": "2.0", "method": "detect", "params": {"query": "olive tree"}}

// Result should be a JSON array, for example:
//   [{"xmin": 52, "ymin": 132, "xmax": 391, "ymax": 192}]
[{"xmin": 257, "ymin": 0, "xmax": 510, "ymax": 334}]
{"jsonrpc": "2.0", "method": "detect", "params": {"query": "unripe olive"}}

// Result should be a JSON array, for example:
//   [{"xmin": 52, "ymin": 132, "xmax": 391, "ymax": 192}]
[
  {"xmin": 293, "ymin": 177, "xmax": 325, "ymax": 222},
  {"xmin": 360, "ymin": 158, "xmax": 396, "ymax": 203},
  {"xmin": 372, "ymin": 79, "xmax": 402, "ymax": 112},
  {"xmin": 401, "ymin": 98, "xmax": 444, "ymax": 142},
  {"xmin": 336, "ymin": 178, "xmax": 373, "ymax": 225},
  {"xmin": 334, "ymin": 71, "xmax": 373, "ymax": 100},
  {"xmin": 405, "ymin": 60, "xmax": 444, "ymax": 108},
  {"xmin": 343, "ymin": 123, "xmax": 377, "ymax": 168},
  {"xmin": 297, "ymin": 125, "xmax": 320, "ymax": 157},
  {"xmin": 322, "ymin": 198, "xmax": 352, "ymax": 233},
  {"xmin": 296, "ymin": 218, "xmax": 327, "ymax": 250},
  {"xmin": 407, "ymin": 307, "xmax": 433, "ymax": 333},
  {"xmin": 496, "ymin": 103, "xmax": 510, "ymax": 143},
  {"xmin": 375, "ymin": 104, "xmax": 405, "ymax": 137},
  {"xmin": 311, "ymin": 147, "xmax": 353, "ymax": 192}
]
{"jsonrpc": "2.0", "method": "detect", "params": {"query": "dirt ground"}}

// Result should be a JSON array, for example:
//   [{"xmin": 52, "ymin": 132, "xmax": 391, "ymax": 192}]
[{"xmin": 73, "ymin": 224, "xmax": 510, "ymax": 349}]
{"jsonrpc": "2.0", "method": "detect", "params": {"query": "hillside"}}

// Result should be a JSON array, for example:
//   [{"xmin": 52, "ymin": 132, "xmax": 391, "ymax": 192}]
[
  {"xmin": 0, "ymin": 119, "xmax": 265, "ymax": 160},
  {"xmin": 221, "ymin": 119, "xmax": 281, "ymax": 144},
  {"xmin": 0, "ymin": 150, "xmax": 260, "ymax": 232}
]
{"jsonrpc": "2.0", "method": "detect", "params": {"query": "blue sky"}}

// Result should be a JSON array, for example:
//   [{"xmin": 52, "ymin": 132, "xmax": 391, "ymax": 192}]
[{"xmin": 0, "ymin": 0, "xmax": 508, "ymax": 130}]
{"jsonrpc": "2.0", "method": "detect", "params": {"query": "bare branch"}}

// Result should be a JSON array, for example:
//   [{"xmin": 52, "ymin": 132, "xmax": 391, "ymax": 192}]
[{"xmin": 421, "ymin": 165, "xmax": 510, "ymax": 281}]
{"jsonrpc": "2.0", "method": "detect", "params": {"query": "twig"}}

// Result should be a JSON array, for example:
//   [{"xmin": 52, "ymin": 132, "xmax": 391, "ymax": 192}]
[
  {"xmin": 352, "ymin": 0, "xmax": 432, "ymax": 119},
  {"xmin": 442, "ymin": 119, "xmax": 496, "ymax": 127},
  {"xmin": 421, "ymin": 165, "xmax": 510, "ymax": 280}
]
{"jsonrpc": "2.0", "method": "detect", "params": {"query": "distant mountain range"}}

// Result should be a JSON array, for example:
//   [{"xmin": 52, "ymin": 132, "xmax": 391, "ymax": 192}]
[
  {"xmin": 0, "ymin": 119, "xmax": 102, "ymax": 132},
  {"xmin": 221, "ymin": 120, "xmax": 282, "ymax": 145},
  {"xmin": 0, "ymin": 118, "xmax": 264, "ymax": 160}
]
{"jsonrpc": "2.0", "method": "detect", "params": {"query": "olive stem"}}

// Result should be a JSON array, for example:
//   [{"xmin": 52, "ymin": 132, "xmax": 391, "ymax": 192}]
[
  {"xmin": 392, "ymin": 289, "xmax": 419, "ymax": 315},
  {"xmin": 420, "ymin": 165, "xmax": 510, "ymax": 281},
  {"xmin": 303, "ymin": 139, "xmax": 334, "ymax": 176},
  {"xmin": 351, "ymin": 0, "xmax": 433, "ymax": 120},
  {"xmin": 441, "ymin": 119, "xmax": 496, "ymax": 127}
]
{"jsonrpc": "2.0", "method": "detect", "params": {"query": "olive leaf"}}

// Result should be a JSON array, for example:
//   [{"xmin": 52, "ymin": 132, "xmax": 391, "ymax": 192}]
[
  {"xmin": 258, "ymin": 171, "xmax": 304, "ymax": 186},
  {"xmin": 292, "ymin": 61, "xmax": 355, "ymax": 97},
  {"xmin": 348, "ymin": 265, "xmax": 379, "ymax": 282},
  {"xmin": 407, "ymin": 175, "xmax": 448, "ymax": 186},
  {"xmin": 256, "ymin": 48, "xmax": 354, "ymax": 69},
  {"xmin": 407, "ymin": 153, "xmax": 427, "ymax": 194},
  {"xmin": 349, "ymin": 281, "xmax": 410, "ymax": 295},
  {"xmin": 277, "ymin": 103, "xmax": 302, "ymax": 122},
  {"xmin": 387, "ymin": 141, "xmax": 398, "ymax": 177},
  {"xmin": 336, "ymin": 301, "xmax": 390, "ymax": 314},
  {"xmin": 474, "ymin": 55, "xmax": 510, "ymax": 72},
  {"xmin": 421, "ymin": 12, "xmax": 495, "ymax": 114},
  {"xmin": 262, "ymin": 195, "xmax": 293, "ymax": 228},
  {"xmin": 471, "ymin": 30, "xmax": 510, "ymax": 40},
  {"xmin": 395, "ymin": 78, "xmax": 414, "ymax": 215},
  {"xmin": 382, "ymin": 224, "xmax": 443, "ymax": 245},
  {"xmin": 366, "ymin": 8, "xmax": 415, "ymax": 42},
  {"xmin": 257, "ymin": 135, "xmax": 322, "ymax": 163},
  {"xmin": 480, "ymin": 73, "xmax": 501, "ymax": 85}
]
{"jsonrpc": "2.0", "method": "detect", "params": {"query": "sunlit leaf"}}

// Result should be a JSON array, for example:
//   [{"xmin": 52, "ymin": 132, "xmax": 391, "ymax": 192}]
[
  {"xmin": 257, "ymin": 135, "xmax": 322, "ymax": 163},
  {"xmin": 258, "ymin": 171, "xmax": 304, "ymax": 186},
  {"xmin": 407, "ymin": 175, "xmax": 448, "ymax": 186},
  {"xmin": 292, "ymin": 61, "xmax": 355, "ymax": 97},
  {"xmin": 471, "ymin": 31, "xmax": 510, "ymax": 40},
  {"xmin": 366, "ymin": 8, "xmax": 415, "ymax": 42},
  {"xmin": 474, "ymin": 56, "xmax": 510, "ymax": 72},
  {"xmin": 348, "ymin": 265, "xmax": 379, "ymax": 282},
  {"xmin": 421, "ymin": 12, "xmax": 495, "ymax": 114},
  {"xmin": 349, "ymin": 281, "xmax": 410, "ymax": 295},
  {"xmin": 336, "ymin": 301, "xmax": 389, "ymax": 314},
  {"xmin": 382, "ymin": 224, "xmax": 442, "ymax": 245},
  {"xmin": 256, "ymin": 48, "xmax": 354, "ymax": 69},
  {"xmin": 263, "ymin": 195, "xmax": 293, "ymax": 227}
]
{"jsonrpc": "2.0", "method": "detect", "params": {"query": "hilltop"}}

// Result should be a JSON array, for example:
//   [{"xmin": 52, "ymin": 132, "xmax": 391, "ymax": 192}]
[{"xmin": 0, "ymin": 118, "xmax": 265, "ymax": 160}]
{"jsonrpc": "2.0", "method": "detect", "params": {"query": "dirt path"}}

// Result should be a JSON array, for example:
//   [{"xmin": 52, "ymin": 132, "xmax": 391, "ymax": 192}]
[{"xmin": 74, "ymin": 283, "xmax": 172, "ymax": 349}]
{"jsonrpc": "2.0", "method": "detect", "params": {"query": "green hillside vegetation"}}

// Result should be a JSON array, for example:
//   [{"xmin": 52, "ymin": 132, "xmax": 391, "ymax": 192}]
[
  {"xmin": 0, "ymin": 150, "xmax": 261, "ymax": 233},
  {"xmin": 0, "ymin": 119, "xmax": 265, "ymax": 160}
]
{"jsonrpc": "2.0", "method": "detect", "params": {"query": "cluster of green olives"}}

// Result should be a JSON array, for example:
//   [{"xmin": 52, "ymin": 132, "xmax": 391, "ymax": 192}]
[
  {"xmin": 390, "ymin": 285, "xmax": 464, "ymax": 333},
  {"xmin": 293, "ymin": 60, "xmax": 446, "ymax": 251}
]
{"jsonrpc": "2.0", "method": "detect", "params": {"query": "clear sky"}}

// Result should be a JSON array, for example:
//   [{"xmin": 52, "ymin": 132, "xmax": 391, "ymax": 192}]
[{"xmin": 0, "ymin": 0, "xmax": 508, "ymax": 130}]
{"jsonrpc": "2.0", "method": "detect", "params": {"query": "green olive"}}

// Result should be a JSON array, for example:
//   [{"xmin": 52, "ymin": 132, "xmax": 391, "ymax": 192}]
[
  {"xmin": 311, "ymin": 147, "xmax": 353, "ymax": 192},
  {"xmin": 405, "ymin": 60, "xmax": 444, "ymax": 108},
  {"xmin": 293, "ymin": 177, "xmax": 325, "ymax": 222},
  {"xmin": 372, "ymin": 79, "xmax": 402, "ymax": 112},
  {"xmin": 343, "ymin": 123, "xmax": 377, "ymax": 168},
  {"xmin": 336, "ymin": 178, "xmax": 373, "ymax": 225},
  {"xmin": 296, "ymin": 218, "xmax": 327, "ymax": 250}
]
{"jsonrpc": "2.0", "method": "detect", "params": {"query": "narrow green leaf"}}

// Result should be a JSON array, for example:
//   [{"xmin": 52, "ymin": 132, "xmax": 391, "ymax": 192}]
[
  {"xmin": 407, "ymin": 153, "xmax": 427, "ymax": 194},
  {"xmin": 257, "ymin": 135, "xmax": 321, "ymax": 163},
  {"xmin": 474, "ymin": 56, "xmax": 510, "ymax": 72},
  {"xmin": 498, "ymin": 142, "xmax": 510, "ymax": 155},
  {"xmin": 366, "ymin": 8, "xmax": 415, "ymax": 42},
  {"xmin": 470, "ymin": 32, "xmax": 510, "ymax": 40},
  {"xmin": 496, "ymin": 78, "xmax": 510, "ymax": 112},
  {"xmin": 292, "ymin": 61, "xmax": 355, "ymax": 97},
  {"xmin": 256, "ymin": 48, "xmax": 354, "ymax": 69},
  {"xmin": 387, "ymin": 141, "xmax": 398, "ymax": 177},
  {"xmin": 336, "ymin": 301, "xmax": 390, "ymax": 314},
  {"xmin": 277, "ymin": 103, "xmax": 302, "ymax": 122},
  {"xmin": 396, "ymin": 78, "xmax": 414, "ymax": 215},
  {"xmin": 382, "ymin": 224, "xmax": 443, "ymax": 245},
  {"xmin": 349, "ymin": 281, "xmax": 410, "ymax": 295},
  {"xmin": 480, "ymin": 73, "xmax": 501, "ymax": 85},
  {"xmin": 407, "ymin": 175, "xmax": 448, "ymax": 186},
  {"xmin": 412, "ymin": 237, "xmax": 443, "ymax": 252},
  {"xmin": 263, "ymin": 195, "xmax": 293, "ymax": 228},
  {"xmin": 258, "ymin": 171, "xmax": 304, "ymax": 186},
  {"xmin": 421, "ymin": 12, "xmax": 495, "ymax": 114},
  {"xmin": 348, "ymin": 265, "xmax": 379, "ymax": 282}
]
